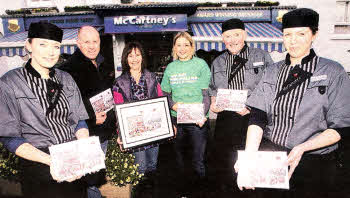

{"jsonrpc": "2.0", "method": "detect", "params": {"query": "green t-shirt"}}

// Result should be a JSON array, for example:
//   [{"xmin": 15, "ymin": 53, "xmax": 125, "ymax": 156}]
[{"xmin": 161, "ymin": 57, "xmax": 211, "ymax": 117}]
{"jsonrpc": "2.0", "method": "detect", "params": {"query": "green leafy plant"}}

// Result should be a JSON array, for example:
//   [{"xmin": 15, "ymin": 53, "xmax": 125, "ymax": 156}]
[
  {"xmin": 30, "ymin": 7, "xmax": 59, "ymax": 14},
  {"xmin": 255, "ymin": 1, "xmax": 280, "ymax": 6},
  {"xmin": 105, "ymin": 137, "xmax": 143, "ymax": 187},
  {"xmin": 5, "ymin": 9, "xmax": 31, "ymax": 15},
  {"xmin": 64, "ymin": 6, "xmax": 92, "ymax": 12},
  {"xmin": 0, "ymin": 143, "xmax": 20, "ymax": 182}
]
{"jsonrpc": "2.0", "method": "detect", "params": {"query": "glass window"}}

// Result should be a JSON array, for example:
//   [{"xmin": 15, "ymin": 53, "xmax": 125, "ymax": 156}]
[{"xmin": 336, "ymin": 0, "xmax": 350, "ymax": 23}]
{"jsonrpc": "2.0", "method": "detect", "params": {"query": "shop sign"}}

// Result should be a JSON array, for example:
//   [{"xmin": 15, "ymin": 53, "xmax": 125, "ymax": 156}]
[
  {"xmin": 188, "ymin": 10, "xmax": 271, "ymax": 23},
  {"xmin": 2, "ymin": 18, "xmax": 25, "ymax": 36},
  {"xmin": 25, "ymin": 15, "xmax": 103, "ymax": 29},
  {"xmin": 104, "ymin": 14, "xmax": 187, "ymax": 33}
]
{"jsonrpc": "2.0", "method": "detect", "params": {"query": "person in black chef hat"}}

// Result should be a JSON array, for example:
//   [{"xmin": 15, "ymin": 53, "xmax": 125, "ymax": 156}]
[
  {"xmin": 208, "ymin": 18, "xmax": 273, "ymax": 191},
  {"xmin": 0, "ymin": 21, "xmax": 89, "ymax": 197},
  {"xmin": 234, "ymin": 8, "xmax": 350, "ymax": 197}
]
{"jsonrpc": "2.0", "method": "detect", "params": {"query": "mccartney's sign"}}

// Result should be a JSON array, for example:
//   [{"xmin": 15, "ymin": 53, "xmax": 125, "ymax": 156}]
[{"xmin": 104, "ymin": 14, "xmax": 187, "ymax": 33}]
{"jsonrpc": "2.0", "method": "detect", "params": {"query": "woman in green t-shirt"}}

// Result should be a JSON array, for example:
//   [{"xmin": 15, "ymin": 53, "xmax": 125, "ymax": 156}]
[{"xmin": 161, "ymin": 32, "xmax": 211, "ymax": 196}]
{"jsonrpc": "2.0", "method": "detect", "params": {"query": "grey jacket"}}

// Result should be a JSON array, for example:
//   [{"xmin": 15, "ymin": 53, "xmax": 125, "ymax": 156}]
[
  {"xmin": 209, "ymin": 47, "xmax": 274, "ymax": 97},
  {"xmin": 247, "ymin": 57, "xmax": 350, "ymax": 154},
  {"xmin": 0, "ymin": 67, "xmax": 89, "ymax": 148}
]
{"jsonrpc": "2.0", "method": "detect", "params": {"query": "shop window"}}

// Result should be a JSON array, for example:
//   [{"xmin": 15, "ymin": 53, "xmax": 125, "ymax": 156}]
[
  {"xmin": 333, "ymin": 0, "xmax": 350, "ymax": 39},
  {"xmin": 336, "ymin": 0, "xmax": 350, "ymax": 23}
]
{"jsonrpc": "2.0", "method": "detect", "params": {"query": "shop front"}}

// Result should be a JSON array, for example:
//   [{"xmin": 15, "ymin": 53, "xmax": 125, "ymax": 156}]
[
  {"xmin": 0, "ymin": 3, "xmax": 295, "ymax": 78},
  {"xmin": 93, "ymin": 4, "xmax": 294, "ymax": 77}
]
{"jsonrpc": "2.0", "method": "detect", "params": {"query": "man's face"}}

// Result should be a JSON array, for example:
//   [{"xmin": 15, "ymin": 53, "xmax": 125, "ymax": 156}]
[
  {"xmin": 222, "ymin": 29, "xmax": 247, "ymax": 55},
  {"xmin": 26, "ymin": 38, "xmax": 61, "ymax": 69},
  {"xmin": 283, "ymin": 27, "xmax": 316, "ymax": 61},
  {"xmin": 77, "ymin": 28, "xmax": 100, "ymax": 60}
]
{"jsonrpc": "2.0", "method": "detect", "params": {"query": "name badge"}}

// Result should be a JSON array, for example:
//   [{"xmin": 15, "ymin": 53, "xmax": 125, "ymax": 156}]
[
  {"xmin": 311, "ymin": 75, "xmax": 327, "ymax": 82},
  {"xmin": 253, "ymin": 62, "xmax": 264, "ymax": 67}
]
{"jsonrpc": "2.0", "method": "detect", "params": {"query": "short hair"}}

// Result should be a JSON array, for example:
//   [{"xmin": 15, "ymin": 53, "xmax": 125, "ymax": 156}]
[
  {"xmin": 172, "ymin": 32, "xmax": 196, "ymax": 60},
  {"xmin": 310, "ymin": 27, "xmax": 318, "ymax": 35},
  {"xmin": 121, "ymin": 42, "xmax": 147, "ymax": 74}
]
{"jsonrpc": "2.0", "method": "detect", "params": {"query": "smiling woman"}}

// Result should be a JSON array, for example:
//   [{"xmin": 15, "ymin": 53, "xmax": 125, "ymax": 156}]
[
  {"xmin": 25, "ymin": 38, "xmax": 61, "ymax": 78},
  {"xmin": 161, "ymin": 31, "xmax": 211, "ymax": 196},
  {"xmin": 235, "ymin": 8, "xmax": 350, "ymax": 197},
  {"xmin": 0, "ymin": 22, "xmax": 89, "ymax": 198}
]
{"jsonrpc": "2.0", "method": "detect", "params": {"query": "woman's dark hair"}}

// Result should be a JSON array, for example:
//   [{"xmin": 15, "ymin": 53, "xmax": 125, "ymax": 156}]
[
  {"xmin": 310, "ymin": 27, "xmax": 318, "ymax": 35},
  {"xmin": 121, "ymin": 42, "xmax": 147, "ymax": 74}
]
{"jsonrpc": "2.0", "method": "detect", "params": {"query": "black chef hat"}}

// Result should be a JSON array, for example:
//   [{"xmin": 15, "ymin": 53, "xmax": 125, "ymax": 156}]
[
  {"xmin": 28, "ymin": 21, "xmax": 63, "ymax": 42},
  {"xmin": 222, "ymin": 18, "xmax": 245, "ymax": 33},
  {"xmin": 282, "ymin": 8, "xmax": 319, "ymax": 30}
]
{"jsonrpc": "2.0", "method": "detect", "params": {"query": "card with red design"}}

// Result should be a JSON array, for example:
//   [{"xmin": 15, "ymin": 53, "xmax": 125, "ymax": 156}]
[
  {"xmin": 216, "ymin": 89, "xmax": 248, "ymax": 112},
  {"xmin": 49, "ymin": 136, "xmax": 105, "ymax": 182},
  {"xmin": 237, "ymin": 151, "xmax": 289, "ymax": 189}
]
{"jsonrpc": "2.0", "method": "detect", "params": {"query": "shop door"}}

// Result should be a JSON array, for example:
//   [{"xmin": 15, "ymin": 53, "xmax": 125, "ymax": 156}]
[{"xmin": 126, "ymin": 33, "xmax": 173, "ymax": 81}]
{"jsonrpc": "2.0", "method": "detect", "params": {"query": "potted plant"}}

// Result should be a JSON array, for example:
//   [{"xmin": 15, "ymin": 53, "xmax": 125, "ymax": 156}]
[{"xmin": 101, "ymin": 137, "xmax": 143, "ymax": 197}]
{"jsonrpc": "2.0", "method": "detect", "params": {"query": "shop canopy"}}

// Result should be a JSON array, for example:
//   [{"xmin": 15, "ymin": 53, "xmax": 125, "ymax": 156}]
[
  {"xmin": 190, "ymin": 22, "xmax": 285, "ymax": 52},
  {"xmin": 0, "ymin": 28, "xmax": 81, "ymax": 57}
]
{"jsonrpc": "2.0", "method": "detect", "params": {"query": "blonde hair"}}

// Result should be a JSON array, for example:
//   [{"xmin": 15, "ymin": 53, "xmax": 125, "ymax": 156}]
[{"xmin": 172, "ymin": 32, "xmax": 196, "ymax": 60}]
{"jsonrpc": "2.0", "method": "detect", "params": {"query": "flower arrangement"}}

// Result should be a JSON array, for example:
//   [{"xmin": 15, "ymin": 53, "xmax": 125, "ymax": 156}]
[
  {"xmin": 105, "ymin": 137, "xmax": 143, "ymax": 187},
  {"xmin": 0, "ymin": 143, "xmax": 20, "ymax": 182}
]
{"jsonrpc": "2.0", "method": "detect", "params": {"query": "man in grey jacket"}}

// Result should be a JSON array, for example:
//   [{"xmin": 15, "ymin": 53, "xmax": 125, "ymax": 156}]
[{"xmin": 208, "ymin": 18, "xmax": 273, "ymax": 190}]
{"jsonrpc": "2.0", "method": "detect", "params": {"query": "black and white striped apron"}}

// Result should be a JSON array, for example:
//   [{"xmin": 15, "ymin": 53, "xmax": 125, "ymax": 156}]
[
  {"xmin": 225, "ymin": 45, "xmax": 249, "ymax": 90},
  {"xmin": 271, "ymin": 54, "xmax": 319, "ymax": 146},
  {"xmin": 23, "ymin": 68, "xmax": 74, "ymax": 144}
]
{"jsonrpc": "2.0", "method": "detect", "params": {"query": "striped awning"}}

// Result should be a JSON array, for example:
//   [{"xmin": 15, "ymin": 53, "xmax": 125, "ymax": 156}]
[
  {"xmin": 190, "ymin": 23, "xmax": 285, "ymax": 52},
  {"xmin": 0, "ymin": 28, "xmax": 79, "ymax": 57}
]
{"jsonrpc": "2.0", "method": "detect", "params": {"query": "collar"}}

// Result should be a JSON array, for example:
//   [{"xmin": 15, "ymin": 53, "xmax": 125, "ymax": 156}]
[
  {"xmin": 226, "ymin": 43, "xmax": 248, "ymax": 56},
  {"xmin": 74, "ymin": 48, "xmax": 104, "ymax": 66},
  {"xmin": 24, "ymin": 59, "xmax": 55, "ymax": 78},
  {"xmin": 285, "ymin": 49, "xmax": 316, "ymax": 65}
]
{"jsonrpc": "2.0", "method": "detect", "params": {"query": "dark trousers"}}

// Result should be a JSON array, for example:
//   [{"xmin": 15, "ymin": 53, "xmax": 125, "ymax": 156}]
[
  {"xmin": 174, "ymin": 121, "xmax": 209, "ymax": 178},
  {"xmin": 247, "ymin": 139, "xmax": 340, "ymax": 198},
  {"xmin": 20, "ymin": 157, "xmax": 86, "ymax": 198},
  {"xmin": 172, "ymin": 118, "xmax": 209, "ymax": 194},
  {"xmin": 210, "ymin": 111, "xmax": 249, "ymax": 188}
]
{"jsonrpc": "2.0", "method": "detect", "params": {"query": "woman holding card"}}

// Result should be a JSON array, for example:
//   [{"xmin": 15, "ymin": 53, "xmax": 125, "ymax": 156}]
[
  {"xmin": 113, "ymin": 42, "xmax": 163, "ymax": 195},
  {"xmin": 161, "ymin": 32, "xmax": 211, "ymax": 196},
  {"xmin": 235, "ymin": 8, "xmax": 350, "ymax": 196},
  {"xmin": 0, "ymin": 22, "xmax": 89, "ymax": 197}
]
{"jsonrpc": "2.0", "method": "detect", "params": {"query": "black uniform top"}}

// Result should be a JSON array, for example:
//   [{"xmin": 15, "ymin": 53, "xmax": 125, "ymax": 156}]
[{"xmin": 60, "ymin": 49, "xmax": 116, "ymax": 142}]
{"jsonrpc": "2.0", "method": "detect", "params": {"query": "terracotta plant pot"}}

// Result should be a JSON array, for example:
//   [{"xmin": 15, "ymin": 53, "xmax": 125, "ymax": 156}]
[{"xmin": 100, "ymin": 182, "xmax": 132, "ymax": 198}]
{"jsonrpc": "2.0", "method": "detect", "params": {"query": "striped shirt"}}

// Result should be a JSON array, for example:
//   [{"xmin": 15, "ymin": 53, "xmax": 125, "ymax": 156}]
[
  {"xmin": 225, "ymin": 45, "xmax": 249, "ymax": 90},
  {"xmin": 22, "ymin": 63, "xmax": 74, "ymax": 144},
  {"xmin": 271, "ymin": 49, "xmax": 319, "ymax": 146}
]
